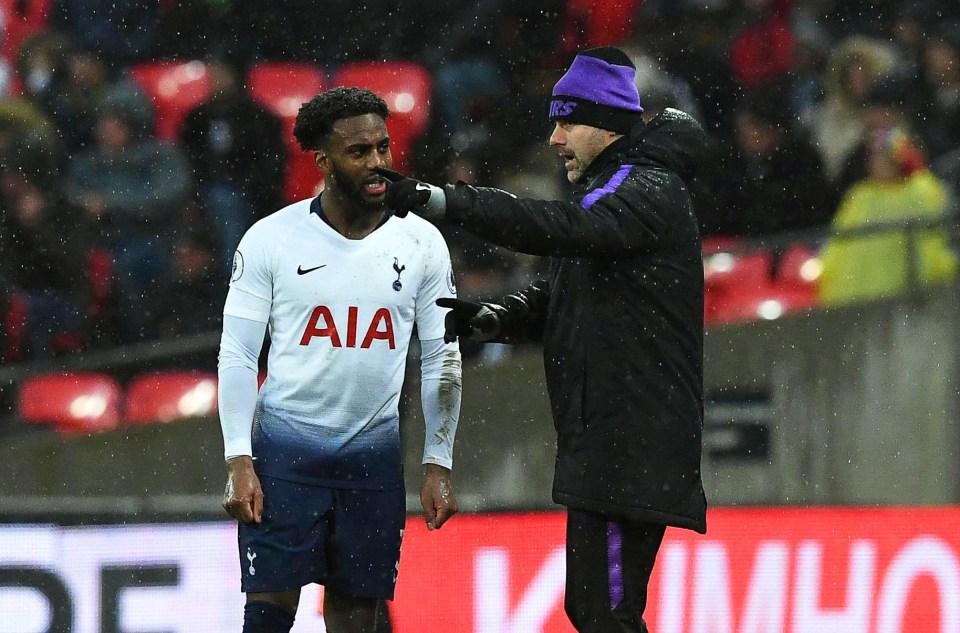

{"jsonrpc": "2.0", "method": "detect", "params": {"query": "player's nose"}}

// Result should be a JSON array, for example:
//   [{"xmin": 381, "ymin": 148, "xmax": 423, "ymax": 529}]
[{"xmin": 367, "ymin": 151, "xmax": 388, "ymax": 170}]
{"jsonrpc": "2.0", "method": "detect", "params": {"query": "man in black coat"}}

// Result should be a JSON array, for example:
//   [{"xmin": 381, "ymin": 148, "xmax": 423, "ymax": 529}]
[
  {"xmin": 377, "ymin": 47, "xmax": 707, "ymax": 633},
  {"xmin": 181, "ymin": 57, "xmax": 286, "ymax": 270}
]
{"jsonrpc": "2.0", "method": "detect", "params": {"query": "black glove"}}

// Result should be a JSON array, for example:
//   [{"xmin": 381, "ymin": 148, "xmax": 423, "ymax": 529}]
[
  {"xmin": 436, "ymin": 298, "xmax": 502, "ymax": 344},
  {"xmin": 373, "ymin": 167, "xmax": 446, "ymax": 219}
]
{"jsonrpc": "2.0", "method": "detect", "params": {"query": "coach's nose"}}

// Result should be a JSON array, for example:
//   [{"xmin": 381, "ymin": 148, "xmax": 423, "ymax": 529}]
[{"xmin": 549, "ymin": 123, "xmax": 566, "ymax": 147}]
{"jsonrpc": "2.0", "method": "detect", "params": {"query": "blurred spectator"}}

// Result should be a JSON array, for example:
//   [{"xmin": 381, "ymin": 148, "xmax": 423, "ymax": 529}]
[
  {"xmin": 819, "ymin": 0, "xmax": 899, "ymax": 40},
  {"xmin": 0, "ymin": 10, "xmax": 11, "ymax": 95},
  {"xmin": 17, "ymin": 33, "xmax": 114, "ymax": 156},
  {"xmin": 156, "ymin": 0, "xmax": 229, "ymax": 61},
  {"xmin": 786, "ymin": 14, "xmax": 831, "ymax": 126},
  {"xmin": 147, "ymin": 226, "xmax": 223, "ymax": 338},
  {"xmin": 658, "ymin": 16, "xmax": 741, "ymax": 133},
  {"xmin": 0, "ymin": 0, "xmax": 50, "ymax": 94},
  {"xmin": 422, "ymin": 0, "xmax": 512, "ymax": 138},
  {"xmin": 220, "ymin": 0, "xmax": 406, "ymax": 65},
  {"xmin": 425, "ymin": 0, "xmax": 506, "ymax": 133},
  {"xmin": 913, "ymin": 24, "xmax": 960, "ymax": 162},
  {"xmin": 728, "ymin": 0, "xmax": 795, "ymax": 90},
  {"xmin": 0, "ymin": 168, "xmax": 94, "ymax": 358},
  {"xmin": 416, "ymin": 0, "xmax": 565, "ymax": 166},
  {"xmin": 819, "ymin": 127, "xmax": 957, "ymax": 306},
  {"xmin": 0, "ymin": 277, "xmax": 10, "ymax": 361},
  {"xmin": 888, "ymin": 3, "xmax": 928, "ymax": 77},
  {"xmin": 835, "ymin": 72, "xmax": 914, "ymax": 193},
  {"xmin": 15, "ymin": 31, "xmax": 70, "ymax": 119},
  {"xmin": 805, "ymin": 36, "xmax": 897, "ymax": 182},
  {"xmin": 0, "ymin": 95, "xmax": 58, "ymax": 163},
  {"xmin": 933, "ymin": 147, "xmax": 960, "ymax": 203},
  {"xmin": 623, "ymin": 47, "xmax": 704, "ymax": 123},
  {"xmin": 0, "ymin": 65, "xmax": 9, "ymax": 98},
  {"xmin": 49, "ymin": 0, "xmax": 159, "ymax": 69},
  {"xmin": 698, "ymin": 83, "xmax": 835, "ymax": 237},
  {"xmin": 64, "ymin": 85, "xmax": 193, "ymax": 341},
  {"xmin": 410, "ymin": 2, "xmax": 545, "ymax": 185},
  {"xmin": 180, "ymin": 56, "xmax": 285, "ymax": 271}
]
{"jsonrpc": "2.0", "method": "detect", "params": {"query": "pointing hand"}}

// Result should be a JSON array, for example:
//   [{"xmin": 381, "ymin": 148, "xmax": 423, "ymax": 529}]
[
  {"xmin": 373, "ymin": 167, "xmax": 446, "ymax": 220},
  {"xmin": 435, "ymin": 298, "xmax": 502, "ymax": 343}
]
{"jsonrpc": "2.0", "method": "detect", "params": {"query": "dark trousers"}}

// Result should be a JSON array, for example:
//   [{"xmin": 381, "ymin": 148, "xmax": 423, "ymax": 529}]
[{"xmin": 565, "ymin": 509, "xmax": 666, "ymax": 633}]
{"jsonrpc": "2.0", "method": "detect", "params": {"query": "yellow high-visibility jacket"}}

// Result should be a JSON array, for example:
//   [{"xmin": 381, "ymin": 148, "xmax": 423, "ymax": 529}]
[{"xmin": 819, "ymin": 169, "xmax": 957, "ymax": 306}]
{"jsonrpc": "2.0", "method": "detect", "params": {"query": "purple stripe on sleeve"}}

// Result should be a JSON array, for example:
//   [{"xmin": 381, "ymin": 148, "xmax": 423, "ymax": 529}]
[
  {"xmin": 581, "ymin": 165, "xmax": 632, "ymax": 209},
  {"xmin": 607, "ymin": 520, "xmax": 624, "ymax": 610}
]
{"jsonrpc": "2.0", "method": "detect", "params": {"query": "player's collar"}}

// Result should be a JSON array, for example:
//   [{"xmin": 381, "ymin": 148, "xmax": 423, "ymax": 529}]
[{"xmin": 310, "ymin": 195, "xmax": 391, "ymax": 234}]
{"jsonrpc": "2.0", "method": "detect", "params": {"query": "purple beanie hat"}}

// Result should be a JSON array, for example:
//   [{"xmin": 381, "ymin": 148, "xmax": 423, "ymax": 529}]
[{"xmin": 549, "ymin": 47, "xmax": 644, "ymax": 134}]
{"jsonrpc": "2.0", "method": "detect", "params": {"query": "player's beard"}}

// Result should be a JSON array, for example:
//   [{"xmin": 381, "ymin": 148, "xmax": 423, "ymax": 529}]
[{"xmin": 329, "ymin": 163, "xmax": 385, "ymax": 214}]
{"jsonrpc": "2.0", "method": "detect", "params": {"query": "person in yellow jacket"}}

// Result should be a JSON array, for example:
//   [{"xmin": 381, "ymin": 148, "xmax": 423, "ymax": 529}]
[{"xmin": 819, "ymin": 126, "xmax": 957, "ymax": 305}]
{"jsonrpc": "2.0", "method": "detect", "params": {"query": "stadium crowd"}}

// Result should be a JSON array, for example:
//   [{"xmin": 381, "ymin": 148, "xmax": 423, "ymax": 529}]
[{"xmin": 2, "ymin": 0, "xmax": 960, "ymax": 364}]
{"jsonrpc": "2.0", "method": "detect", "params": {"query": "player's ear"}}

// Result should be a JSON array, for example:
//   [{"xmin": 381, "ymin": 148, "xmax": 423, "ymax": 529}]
[{"xmin": 314, "ymin": 149, "xmax": 328, "ymax": 172}]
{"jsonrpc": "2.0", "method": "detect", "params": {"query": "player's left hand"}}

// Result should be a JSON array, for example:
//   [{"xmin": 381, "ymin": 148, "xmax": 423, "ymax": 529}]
[
  {"xmin": 420, "ymin": 463, "xmax": 459, "ymax": 530},
  {"xmin": 373, "ymin": 167, "xmax": 446, "ymax": 220}
]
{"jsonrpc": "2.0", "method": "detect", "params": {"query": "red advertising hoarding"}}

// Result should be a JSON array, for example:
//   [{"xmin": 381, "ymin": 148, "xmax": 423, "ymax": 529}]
[{"xmin": 390, "ymin": 507, "xmax": 960, "ymax": 633}]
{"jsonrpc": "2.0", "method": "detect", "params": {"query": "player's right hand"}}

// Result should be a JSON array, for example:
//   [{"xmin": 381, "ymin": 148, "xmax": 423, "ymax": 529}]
[
  {"xmin": 223, "ymin": 456, "xmax": 264, "ymax": 524},
  {"xmin": 435, "ymin": 298, "xmax": 502, "ymax": 343},
  {"xmin": 421, "ymin": 464, "xmax": 459, "ymax": 530}
]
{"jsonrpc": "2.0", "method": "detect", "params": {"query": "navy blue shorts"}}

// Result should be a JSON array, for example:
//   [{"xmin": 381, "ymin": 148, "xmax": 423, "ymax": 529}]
[{"xmin": 237, "ymin": 475, "xmax": 406, "ymax": 599}]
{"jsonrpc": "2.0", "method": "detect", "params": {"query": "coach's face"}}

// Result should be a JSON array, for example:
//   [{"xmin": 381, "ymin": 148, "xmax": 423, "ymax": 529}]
[
  {"xmin": 549, "ymin": 120, "xmax": 618, "ymax": 184},
  {"xmin": 317, "ymin": 113, "xmax": 393, "ymax": 209}
]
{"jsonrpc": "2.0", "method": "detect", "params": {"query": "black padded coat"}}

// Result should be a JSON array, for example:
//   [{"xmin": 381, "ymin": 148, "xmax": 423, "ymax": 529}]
[{"xmin": 444, "ymin": 109, "xmax": 708, "ymax": 533}]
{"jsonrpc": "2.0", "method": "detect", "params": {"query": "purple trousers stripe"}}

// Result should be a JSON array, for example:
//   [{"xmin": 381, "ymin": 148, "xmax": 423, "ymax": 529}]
[{"xmin": 607, "ymin": 520, "xmax": 624, "ymax": 609}]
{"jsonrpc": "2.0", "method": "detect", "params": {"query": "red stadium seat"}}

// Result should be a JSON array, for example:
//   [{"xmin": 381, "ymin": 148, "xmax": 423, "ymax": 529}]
[
  {"xmin": 1, "ymin": 0, "xmax": 51, "ymax": 90},
  {"xmin": 331, "ymin": 61, "xmax": 432, "ymax": 172},
  {"xmin": 710, "ymin": 284, "xmax": 818, "ymax": 325},
  {"xmin": 776, "ymin": 244, "xmax": 821, "ymax": 289},
  {"xmin": 129, "ymin": 60, "xmax": 216, "ymax": 140},
  {"xmin": 17, "ymin": 372, "xmax": 121, "ymax": 433},
  {"xmin": 247, "ymin": 61, "xmax": 327, "ymax": 203},
  {"xmin": 703, "ymin": 248, "xmax": 775, "ymax": 325},
  {"xmin": 704, "ymin": 249, "xmax": 773, "ymax": 292},
  {"xmin": 774, "ymin": 243, "xmax": 822, "ymax": 309},
  {"xmin": 282, "ymin": 151, "xmax": 324, "ymax": 202},
  {"xmin": 701, "ymin": 235, "xmax": 744, "ymax": 255},
  {"xmin": 247, "ymin": 61, "xmax": 326, "ymax": 121},
  {"xmin": 124, "ymin": 371, "xmax": 218, "ymax": 424},
  {"xmin": 565, "ymin": 0, "xmax": 640, "ymax": 48}
]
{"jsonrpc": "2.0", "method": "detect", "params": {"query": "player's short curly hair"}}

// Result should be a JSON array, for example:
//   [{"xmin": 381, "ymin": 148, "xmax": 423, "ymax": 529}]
[{"xmin": 293, "ymin": 87, "xmax": 390, "ymax": 152}]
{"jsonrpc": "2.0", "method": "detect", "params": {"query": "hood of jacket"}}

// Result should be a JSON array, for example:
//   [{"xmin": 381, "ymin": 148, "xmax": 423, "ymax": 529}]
[{"xmin": 625, "ymin": 108, "xmax": 706, "ymax": 181}]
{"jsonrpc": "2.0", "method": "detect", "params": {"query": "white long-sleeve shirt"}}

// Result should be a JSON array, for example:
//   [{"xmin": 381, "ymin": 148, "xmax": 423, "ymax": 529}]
[{"xmin": 217, "ymin": 198, "xmax": 461, "ymax": 489}]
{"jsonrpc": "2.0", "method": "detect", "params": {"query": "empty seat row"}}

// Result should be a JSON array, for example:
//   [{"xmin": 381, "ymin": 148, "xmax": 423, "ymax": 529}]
[
  {"xmin": 16, "ymin": 370, "xmax": 218, "ymax": 434},
  {"xmin": 703, "ymin": 239, "xmax": 822, "ymax": 325}
]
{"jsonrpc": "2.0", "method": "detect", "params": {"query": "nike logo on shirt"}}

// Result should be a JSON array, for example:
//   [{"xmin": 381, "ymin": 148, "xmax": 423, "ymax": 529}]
[{"xmin": 297, "ymin": 264, "xmax": 327, "ymax": 275}]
